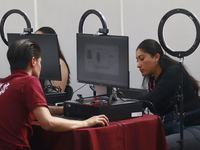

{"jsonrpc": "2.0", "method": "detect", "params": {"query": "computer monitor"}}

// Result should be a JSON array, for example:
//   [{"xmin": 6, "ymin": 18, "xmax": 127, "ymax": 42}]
[
  {"xmin": 76, "ymin": 33, "xmax": 129, "ymax": 91},
  {"xmin": 7, "ymin": 33, "xmax": 61, "ymax": 81}
]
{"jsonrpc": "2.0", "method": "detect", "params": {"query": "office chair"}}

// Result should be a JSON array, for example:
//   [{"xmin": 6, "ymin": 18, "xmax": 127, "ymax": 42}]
[{"xmin": 65, "ymin": 85, "xmax": 73, "ymax": 100}]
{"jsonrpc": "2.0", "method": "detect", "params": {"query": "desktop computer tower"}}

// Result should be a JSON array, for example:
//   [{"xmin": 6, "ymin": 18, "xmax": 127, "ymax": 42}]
[{"xmin": 63, "ymin": 98, "xmax": 143, "ymax": 122}]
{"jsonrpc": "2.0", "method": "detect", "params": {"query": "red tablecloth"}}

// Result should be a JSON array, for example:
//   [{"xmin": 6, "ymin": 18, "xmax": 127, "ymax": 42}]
[{"xmin": 30, "ymin": 114, "xmax": 168, "ymax": 150}]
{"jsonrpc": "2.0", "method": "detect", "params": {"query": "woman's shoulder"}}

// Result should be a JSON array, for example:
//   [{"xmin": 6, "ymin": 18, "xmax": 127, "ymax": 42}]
[
  {"xmin": 166, "ymin": 64, "xmax": 188, "ymax": 72},
  {"xmin": 59, "ymin": 58, "xmax": 65, "ymax": 64},
  {"xmin": 162, "ymin": 64, "xmax": 179, "ymax": 73},
  {"xmin": 161, "ymin": 64, "xmax": 188, "ymax": 78},
  {"xmin": 59, "ymin": 58, "xmax": 68, "ymax": 69},
  {"xmin": 164, "ymin": 64, "xmax": 188, "ymax": 73},
  {"xmin": 158, "ymin": 64, "xmax": 180, "ymax": 79},
  {"xmin": 167, "ymin": 64, "xmax": 179, "ymax": 69}
]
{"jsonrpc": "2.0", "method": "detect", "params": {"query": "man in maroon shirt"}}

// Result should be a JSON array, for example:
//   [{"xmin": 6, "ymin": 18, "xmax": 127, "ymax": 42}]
[{"xmin": 0, "ymin": 39, "xmax": 109, "ymax": 150}]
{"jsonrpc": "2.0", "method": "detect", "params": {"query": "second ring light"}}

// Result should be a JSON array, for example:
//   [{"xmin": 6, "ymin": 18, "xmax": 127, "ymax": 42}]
[
  {"xmin": 158, "ymin": 8, "xmax": 200, "ymax": 58},
  {"xmin": 78, "ymin": 9, "xmax": 109, "ymax": 35}
]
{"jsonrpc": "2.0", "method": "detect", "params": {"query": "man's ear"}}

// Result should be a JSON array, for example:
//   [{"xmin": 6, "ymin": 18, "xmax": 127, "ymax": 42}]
[{"xmin": 30, "ymin": 57, "xmax": 36, "ymax": 67}]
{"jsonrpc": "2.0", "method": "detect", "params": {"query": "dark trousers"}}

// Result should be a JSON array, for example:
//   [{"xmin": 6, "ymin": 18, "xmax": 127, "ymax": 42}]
[{"xmin": 166, "ymin": 125, "xmax": 200, "ymax": 150}]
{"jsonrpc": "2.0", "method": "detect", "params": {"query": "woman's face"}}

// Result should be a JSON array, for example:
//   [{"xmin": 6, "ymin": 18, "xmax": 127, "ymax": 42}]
[{"xmin": 136, "ymin": 48, "xmax": 159, "ymax": 77}]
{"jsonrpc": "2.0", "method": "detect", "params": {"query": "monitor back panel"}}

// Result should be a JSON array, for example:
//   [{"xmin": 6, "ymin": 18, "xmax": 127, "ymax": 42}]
[{"xmin": 7, "ymin": 33, "xmax": 61, "ymax": 81}]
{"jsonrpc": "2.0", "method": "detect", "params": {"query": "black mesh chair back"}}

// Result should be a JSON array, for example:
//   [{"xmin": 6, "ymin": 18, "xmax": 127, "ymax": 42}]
[{"xmin": 65, "ymin": 85, "xmax": 73, "ymax": 100}]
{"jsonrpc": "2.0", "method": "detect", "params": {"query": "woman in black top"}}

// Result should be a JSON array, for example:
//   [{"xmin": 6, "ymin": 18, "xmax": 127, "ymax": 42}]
[{"xmin": 136, "ymin": 39, "xmax": 200, "ymax": 150}]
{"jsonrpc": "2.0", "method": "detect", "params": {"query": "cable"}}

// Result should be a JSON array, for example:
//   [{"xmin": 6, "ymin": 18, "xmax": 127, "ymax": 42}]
[
  {"xmin": 116, "ymin": 89, "xmax": 163, "ymax": 126},
  {"xmin": 118, "ymin": 121, "xmax": 129, "ymax": 150},
  {"xmin": 109, "ymin": 122, "xmax": 127, "ymax": 150},
  {"xmin": 42, "ymin": 80, "xmax": 61, "ymax": 94},
  {"xmin": 72, "ymin": 83, "xmax": 87, "ymax": 95}
]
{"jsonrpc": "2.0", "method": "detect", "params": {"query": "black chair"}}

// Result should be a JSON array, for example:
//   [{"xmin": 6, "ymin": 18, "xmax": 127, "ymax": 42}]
[{"xmin": 65, "ymin": 85, "xmax": 73, "ymax": 100}]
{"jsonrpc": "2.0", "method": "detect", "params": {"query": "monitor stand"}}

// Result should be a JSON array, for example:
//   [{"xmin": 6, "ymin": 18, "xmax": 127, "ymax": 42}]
[
  {"xmin": 94, "ymin": 85, "xmax": 107, "ymax": 96},
  {"xmin": 108, "ymin": 88, "xmax": 118, "ymax": 104},
  {"xmin": 93, "ymin": 85, "xmax": 118, "ymax": 104}
]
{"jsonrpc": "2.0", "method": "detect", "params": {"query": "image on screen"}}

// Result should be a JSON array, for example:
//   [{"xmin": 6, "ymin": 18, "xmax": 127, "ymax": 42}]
[
  {"xmin": 7, "ymin": 33, "xmax": 61, "ymax": 81},
  {"xmin": 77, "ymin": 33, "xmax": 129, "ymax": 89},
  {"xmin": 85, "ymin": 44, "xmax": 119, "ymax": 75}
]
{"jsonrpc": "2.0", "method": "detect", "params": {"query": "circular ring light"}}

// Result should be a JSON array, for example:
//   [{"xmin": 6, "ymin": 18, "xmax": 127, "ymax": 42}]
[
  {"xmin": 0, "ymin": 9, "xmax": 32, "ymax": 46},
  {"xmin": 158, "ymin": 8, "xmax": 200, "ymax": 58},
  {"xmin": 78, "ymin": 9, "xmax": 109, "ymax": 34}
]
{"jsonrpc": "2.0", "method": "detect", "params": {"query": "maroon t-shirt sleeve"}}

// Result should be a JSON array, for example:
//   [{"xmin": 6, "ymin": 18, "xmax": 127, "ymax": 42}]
[{"xmin": 22, "ymin": 77, "xmax": 48, "ymax": 112}]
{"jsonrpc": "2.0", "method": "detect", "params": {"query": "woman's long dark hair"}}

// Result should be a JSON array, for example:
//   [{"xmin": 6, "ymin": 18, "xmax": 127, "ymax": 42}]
[
  {"xmin": 136, "ymin": 39, "xmax": 199, "ymax": 94},
  {"xmin": 36, "ymin": 26, "xmax": 71, "ymax": 84}
]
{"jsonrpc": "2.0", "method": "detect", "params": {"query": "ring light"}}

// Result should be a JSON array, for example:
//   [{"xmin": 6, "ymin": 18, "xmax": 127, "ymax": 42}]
[
  {"xmin": 158, "ymin": 8, "xmax": 200, "ymax": 58},
  {"xmin": 78, "ymin": 9, "xmax": 109, "ymax": 34},
  {"xmin": 0, "ymin": 9, "xmax": 32, "ymax": 46}
]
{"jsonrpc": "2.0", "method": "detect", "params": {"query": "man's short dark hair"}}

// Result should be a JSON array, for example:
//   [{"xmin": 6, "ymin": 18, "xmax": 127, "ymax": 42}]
[{"xmin": 7, "ymin": 39, "xmax": 41, "ymax": 72}]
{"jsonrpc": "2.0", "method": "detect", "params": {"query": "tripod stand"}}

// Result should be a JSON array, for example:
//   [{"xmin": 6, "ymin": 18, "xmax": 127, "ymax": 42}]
[{"xmin": 158, "ymin": 8, "xmax": 200, "ymax": 150}]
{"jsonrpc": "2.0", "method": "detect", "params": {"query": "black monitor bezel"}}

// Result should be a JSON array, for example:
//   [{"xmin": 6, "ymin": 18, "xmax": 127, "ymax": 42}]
[{"xmin": 76, "ymin": 33, "xmax": 129, "ymax": 89}]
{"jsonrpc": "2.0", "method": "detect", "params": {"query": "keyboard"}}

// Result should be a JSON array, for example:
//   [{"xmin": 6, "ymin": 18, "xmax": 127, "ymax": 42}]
[{"xmin": 53, "ymin": 115, "xmax": 84, "ymax": 121}]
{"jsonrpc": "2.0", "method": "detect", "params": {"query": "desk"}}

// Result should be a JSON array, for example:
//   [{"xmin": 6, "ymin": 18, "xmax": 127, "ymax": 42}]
[{"xmin": 30, "ymin": 114, "xmax": 168, "ymax": 150}]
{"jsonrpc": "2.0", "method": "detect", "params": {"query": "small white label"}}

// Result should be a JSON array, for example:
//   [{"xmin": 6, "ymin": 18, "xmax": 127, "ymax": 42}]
[{"xmin": 131, "ymin": 112, "xmax": 143, "ymax": 118}]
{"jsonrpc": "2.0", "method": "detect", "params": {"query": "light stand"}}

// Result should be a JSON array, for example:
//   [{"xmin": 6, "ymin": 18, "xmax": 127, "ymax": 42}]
[
  {"xmin": 158, "ymin": 8, "xmax": 200, "ymax": 150},
  {"xmin": 0, "ymin": 9, "xmax": 33, "ymax": 46}
]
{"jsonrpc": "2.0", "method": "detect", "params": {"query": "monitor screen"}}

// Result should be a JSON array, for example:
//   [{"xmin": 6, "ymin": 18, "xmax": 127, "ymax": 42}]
[
  {"xmin": 77, "ymin": 33, "xmax": 129, "ymax": 89},
  {"xmin": 7, "ymin": 33, "xmax": 61, "ymax": 81}
]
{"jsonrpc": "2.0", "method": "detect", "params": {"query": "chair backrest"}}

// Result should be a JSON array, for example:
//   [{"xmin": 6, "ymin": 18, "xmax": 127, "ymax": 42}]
[{"xmin": 65, "ymin": 85, "xmax": 73, "ymax": 100}]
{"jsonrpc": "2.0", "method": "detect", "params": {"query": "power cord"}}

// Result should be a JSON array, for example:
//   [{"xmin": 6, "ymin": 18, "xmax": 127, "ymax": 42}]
[
  {"xmin": 43, "ymin": 80, "xmax": 61, "ymax": 94},
  {"xmin": 109, "ymin": 122, "xmax": 128, "ymax": 150},
  {"xmin": 72, "ymin": 83, "xmax": 87, "ymax": 95},
  {"xmin": 116, "ymin": 89, "xmax": 163, "ymax": 126}
]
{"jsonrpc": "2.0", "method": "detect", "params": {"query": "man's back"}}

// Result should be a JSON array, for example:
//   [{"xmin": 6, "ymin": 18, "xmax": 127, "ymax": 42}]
[{"xmin": 0, "ymin": 70, "xmax": 47, "ymax": 150}]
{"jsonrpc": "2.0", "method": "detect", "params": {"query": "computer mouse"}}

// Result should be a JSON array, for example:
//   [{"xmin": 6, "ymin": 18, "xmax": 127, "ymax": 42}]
[{"xmin": 94, "ymin": 124, "xmax": 103, "ymax": 127}]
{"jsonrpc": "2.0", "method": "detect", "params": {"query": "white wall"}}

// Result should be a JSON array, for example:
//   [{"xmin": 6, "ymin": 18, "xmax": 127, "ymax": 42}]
[
  {"xmin": 123, "ymin": 0, "xmax": 200, "ymax": 89},
  {"xmin": 0, "ymin": 0, "xmax": 200, "ymax": 99},
  {"xmin": 0, "ymin": 0, "xmax": 35, "ymax": 79}
]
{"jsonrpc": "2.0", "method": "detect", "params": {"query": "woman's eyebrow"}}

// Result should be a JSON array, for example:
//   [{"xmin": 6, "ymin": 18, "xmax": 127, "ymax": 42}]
[{"xmin": 136, "ymin": 54, "xmax": 144, "ymax": 59}]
